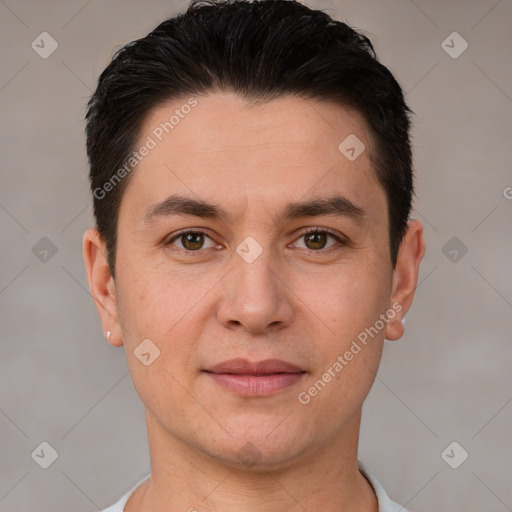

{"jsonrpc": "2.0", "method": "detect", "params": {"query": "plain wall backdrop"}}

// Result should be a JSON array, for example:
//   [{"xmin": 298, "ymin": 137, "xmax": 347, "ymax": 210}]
[{"xmin": 1, "ymin": 0, "xmax": 511, "ymax": 511}]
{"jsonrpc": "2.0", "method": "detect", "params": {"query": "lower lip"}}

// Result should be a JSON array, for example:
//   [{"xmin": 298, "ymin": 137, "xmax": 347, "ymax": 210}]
[{"xmin": 204, "ymin": 372, "xmax": 305, "ymax": 396}]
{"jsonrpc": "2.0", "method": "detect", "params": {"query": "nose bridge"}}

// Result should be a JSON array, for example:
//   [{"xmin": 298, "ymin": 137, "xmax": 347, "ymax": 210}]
[
  {"xmin": 235, "ymin": 242, "xmax": 279, "ymax": 313},
  {"xmin": 218, "ymin": 238, "xmax": 292, "ymax": 333}
]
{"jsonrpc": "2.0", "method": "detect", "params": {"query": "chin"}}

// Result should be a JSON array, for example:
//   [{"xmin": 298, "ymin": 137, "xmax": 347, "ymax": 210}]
[{"xmin": 203, "ymin": 419, "xmax": 310, "ymax": 470}]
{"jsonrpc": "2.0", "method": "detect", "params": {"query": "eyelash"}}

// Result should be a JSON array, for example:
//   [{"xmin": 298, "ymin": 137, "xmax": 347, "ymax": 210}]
[{"xmin": 166, "ymin": 227, "xmax": 346, "ymax": 253}]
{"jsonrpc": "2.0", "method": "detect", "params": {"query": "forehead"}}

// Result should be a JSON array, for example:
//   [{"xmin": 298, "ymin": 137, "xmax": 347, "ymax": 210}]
[
  {"xmin": 141, "ymin": 91, "xmax": 373, "ymax": 164},
  {"xmin": 120, "ymin": 91, "xmax": 386, "ymax": 225}
]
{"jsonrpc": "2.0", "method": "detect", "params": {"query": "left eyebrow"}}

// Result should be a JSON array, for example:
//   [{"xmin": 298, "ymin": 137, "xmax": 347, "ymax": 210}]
[
  {"xmin": 277, "ymin": 196, "xmax": 367, "ymax": 227},
  {"xmin": 142, "ymin": 194, "xmax": 367, "ymax": 226}
]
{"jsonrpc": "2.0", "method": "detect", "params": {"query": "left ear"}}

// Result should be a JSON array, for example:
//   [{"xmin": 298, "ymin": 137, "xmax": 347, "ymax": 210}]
[{"xmin": 385, "ymin": 219, "xmax": 426, "ymax": 341}]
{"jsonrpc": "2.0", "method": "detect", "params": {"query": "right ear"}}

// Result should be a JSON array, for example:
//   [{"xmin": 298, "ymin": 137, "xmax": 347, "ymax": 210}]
[{"xmin": 82, "ymin": 228, "xmax": 123, "ymax": 347}]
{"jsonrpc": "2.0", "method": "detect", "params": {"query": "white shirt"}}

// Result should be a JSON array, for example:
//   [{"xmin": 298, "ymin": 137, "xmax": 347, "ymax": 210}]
[{"xmin": 101, "ymin": 460, "xmax": 407, "ymax": 512}]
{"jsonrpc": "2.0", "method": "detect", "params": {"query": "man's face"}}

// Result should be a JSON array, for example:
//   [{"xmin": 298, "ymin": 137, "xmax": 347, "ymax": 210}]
[{"xmin": 112, "ymin": 92, "xmax": 395, "ymax": 467}]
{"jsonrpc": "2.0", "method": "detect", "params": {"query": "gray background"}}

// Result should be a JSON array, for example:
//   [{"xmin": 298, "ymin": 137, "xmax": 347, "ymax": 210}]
[{"xmin": 1, "ymin": 0, "xmax": 511, "ymax": 510}]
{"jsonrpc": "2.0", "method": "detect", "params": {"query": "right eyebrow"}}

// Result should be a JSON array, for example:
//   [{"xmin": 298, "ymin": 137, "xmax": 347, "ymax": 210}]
[{"xmin": 143, "ymin": 195, "xmax": 230, "ymax": 225}]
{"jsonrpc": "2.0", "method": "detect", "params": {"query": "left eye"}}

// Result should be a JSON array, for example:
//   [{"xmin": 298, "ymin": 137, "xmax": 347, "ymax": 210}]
[{"xmin": 293, "ymin": 229, "xmax": 342, "ymax": 251}]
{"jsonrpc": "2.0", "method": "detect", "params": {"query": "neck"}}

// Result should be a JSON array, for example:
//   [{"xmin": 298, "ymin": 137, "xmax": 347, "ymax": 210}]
[{"xmin": 125, "ymin": 409, "xmax": 378, "ymax": 512}]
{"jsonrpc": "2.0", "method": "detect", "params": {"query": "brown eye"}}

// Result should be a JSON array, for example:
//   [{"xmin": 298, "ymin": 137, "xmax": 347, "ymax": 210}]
[
  {"xmin": 304, "ymin": 231, "xmax": 328, "ymax": 250},
  {"xmin": 167, "ymin": 230, "xmax": 217, "ymax": 251},
  {"xmin": 293, "ymin": 229, "xmax": 344, "ymax": 251},
  {"xmin": 181, "ymin": 232, "xmax": 204, "ymax": 250}
]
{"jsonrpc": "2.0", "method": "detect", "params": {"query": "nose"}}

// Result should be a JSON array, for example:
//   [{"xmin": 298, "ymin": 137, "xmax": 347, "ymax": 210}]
[{"xmin": 216, "ymin": 247, "xmax": 294, "ymax": 335}]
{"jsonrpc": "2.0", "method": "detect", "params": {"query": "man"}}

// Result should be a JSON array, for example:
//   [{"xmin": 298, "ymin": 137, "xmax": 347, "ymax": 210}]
[{"xmin": 83, "ymin": 0, "xmax": 425, "ymax": 510}]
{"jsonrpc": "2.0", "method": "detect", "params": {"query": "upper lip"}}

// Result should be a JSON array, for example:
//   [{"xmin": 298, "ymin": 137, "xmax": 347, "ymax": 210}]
[{"xmin": 205, "ymin": 358, "xmax": 305, "ymax": 374}]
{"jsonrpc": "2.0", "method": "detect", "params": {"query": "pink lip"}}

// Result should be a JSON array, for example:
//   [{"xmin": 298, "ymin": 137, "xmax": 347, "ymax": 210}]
[
  {"xmin": 206, "ymin": 358, "xmax": 304, "ymax": 374},
  {"xmin": 204, "ymin": 358, "xmax": 306, "ymax": 397}
]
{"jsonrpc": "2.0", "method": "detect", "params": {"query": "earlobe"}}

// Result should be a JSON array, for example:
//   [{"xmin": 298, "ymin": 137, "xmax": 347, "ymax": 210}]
[
  {"xmin": 82, "ymin": 228, "xmax": 123, "ymax": 347},
  {"xmin": 385, "ymin": 220, "xmax": 425, "ymax": 341},
  {"xmin": 385, "ymin": 318, "xmax": 404, "ymax": 341}
]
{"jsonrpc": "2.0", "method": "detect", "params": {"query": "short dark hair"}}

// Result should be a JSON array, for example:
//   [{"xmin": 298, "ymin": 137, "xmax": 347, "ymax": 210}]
[{"xmin": 86, "ymin": 0, "xmax": 414, "ymax": 277}]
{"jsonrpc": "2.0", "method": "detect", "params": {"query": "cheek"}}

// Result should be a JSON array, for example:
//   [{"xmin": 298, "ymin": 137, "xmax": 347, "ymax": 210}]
[
  {"xmin": 116, "ymin": 259, "xmax": 203, "ymax": 341},
  {"xmin": 115, "ymin": 260, "xmax": 220, "ymax": 392},
  {"xmin": 300, "ymin": 260, "xmax": 389, "ymax": 337},
  {"xmin": 115, "ymin": 267, "xmax": 200, "ymax": 418},
  {"xmin": 293, "ymin": 257, "xmax": 390, "ymax": 405},
  {"xmin": 116, "ymin": 275, "xmax": 160, "ymax": 342}
]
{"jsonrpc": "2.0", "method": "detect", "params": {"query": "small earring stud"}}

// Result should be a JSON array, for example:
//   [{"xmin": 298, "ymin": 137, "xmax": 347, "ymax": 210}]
[{"xmin": 106, "ymin": 331, "xmax": 112, "ymax": 340}]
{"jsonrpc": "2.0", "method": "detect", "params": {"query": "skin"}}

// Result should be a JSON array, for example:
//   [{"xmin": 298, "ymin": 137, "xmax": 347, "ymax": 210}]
[{"xmin": 83, "ymin": 91, "xmax": 425, "ymax": 512}]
